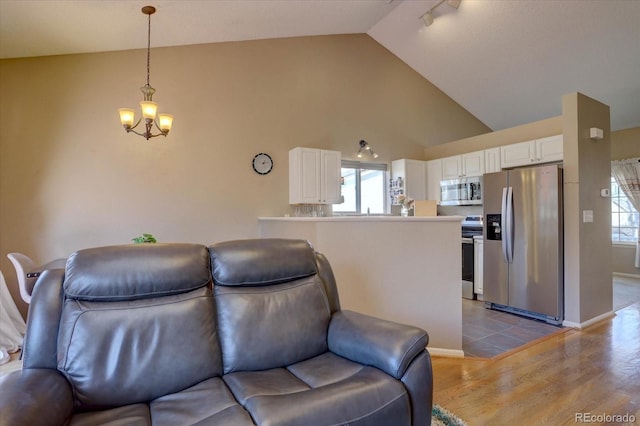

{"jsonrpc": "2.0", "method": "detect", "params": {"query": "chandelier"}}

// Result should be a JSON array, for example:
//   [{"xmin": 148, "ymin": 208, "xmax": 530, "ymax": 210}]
[{"xmin": 118, "ymin": 6, "xmax": 173, "ymax": 140}]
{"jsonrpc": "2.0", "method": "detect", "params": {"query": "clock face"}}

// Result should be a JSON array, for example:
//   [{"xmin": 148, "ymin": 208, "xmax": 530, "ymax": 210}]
[{"xmin": 252, "ymin": 153, "xmax": 273, "ymax": 175}]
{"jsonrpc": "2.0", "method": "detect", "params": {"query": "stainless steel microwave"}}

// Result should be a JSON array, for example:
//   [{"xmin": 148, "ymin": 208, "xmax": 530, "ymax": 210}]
[{"xmin": 440, "ymin": 176, "xmax": 483, "ymax": 206}]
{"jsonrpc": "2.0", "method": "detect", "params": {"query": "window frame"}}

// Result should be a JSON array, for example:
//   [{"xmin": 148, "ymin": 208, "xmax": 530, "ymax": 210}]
[
  {"xmin": 611, "ymin": 175, "xmax": 639, "ymax": 245},
  {"xmin": 333, "ymin": 160, "xmax": 388, "ymax": 215}
]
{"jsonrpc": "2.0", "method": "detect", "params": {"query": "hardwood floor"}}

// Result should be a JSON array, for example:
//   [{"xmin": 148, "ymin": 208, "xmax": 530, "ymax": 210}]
[{"xmin": 432, "ymin": 301, "xmax": 640, "ymax": 425}]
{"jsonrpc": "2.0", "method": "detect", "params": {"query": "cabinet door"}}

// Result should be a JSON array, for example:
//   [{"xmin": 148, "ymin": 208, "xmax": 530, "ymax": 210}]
[
  {"xmin": 295, "ymin": 148, "xmax": 321, "ymax": 203},
  {"xmin": 426, "ymin": 159, "xmax": 442, "ymax": 201},
  {"xmin": 500, "ymin": 140, "xmax": 535, "ymax": 168},
  {"xmin": 441, "ymin": 156, "xmax": 462, "ymax": 179},
  {"xmin": 321, "ymin": 150, "xmax": 341, "ymax": 203},
  {"xmin": 536, "ymin": 135, "xmax": 563, "ymax": 163},
  {"xmin": 404, "ymin": 160, "xmax": 426, "ymax": 200},
  {"xmin": 484, "ymin": 148, "xmax": 501, "ymax": 173},
  {"xmin": 462, "ymin": 151, "xmax": 485, "ymax": 177}
]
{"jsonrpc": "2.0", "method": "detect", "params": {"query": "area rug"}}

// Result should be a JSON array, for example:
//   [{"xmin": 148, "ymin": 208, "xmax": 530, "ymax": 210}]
[{"xmin": 432, "ymin": 404, "xmax": 467, "ymax": 426}]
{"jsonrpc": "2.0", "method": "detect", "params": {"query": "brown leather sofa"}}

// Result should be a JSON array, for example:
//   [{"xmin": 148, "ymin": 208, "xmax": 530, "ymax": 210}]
[{"xmin": 0, "ymin": 239, "xmax": 433, "ymax": 425}]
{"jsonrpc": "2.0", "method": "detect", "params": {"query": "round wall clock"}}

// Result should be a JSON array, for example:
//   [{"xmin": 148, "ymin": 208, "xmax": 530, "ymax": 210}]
[{"xmin": 252, "ymin": 153, "xmax": 273, "ymax": 175}]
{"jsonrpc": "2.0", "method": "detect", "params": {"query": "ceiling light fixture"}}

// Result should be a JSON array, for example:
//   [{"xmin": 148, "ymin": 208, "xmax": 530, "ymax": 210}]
[
  {"xmin": 118, "ymin": 6, "xmax": 173, "ymax": 140},
  {"xmin": 422, "ymin": 11, "xmax": 434, "ymax": 27},
  {"xmin": 420, "ymin": 0, "xmax": 462, "ymax": 28},
  {"xmin": 357, "ymin": 140, "xmax": 379, "ymax": 159}
]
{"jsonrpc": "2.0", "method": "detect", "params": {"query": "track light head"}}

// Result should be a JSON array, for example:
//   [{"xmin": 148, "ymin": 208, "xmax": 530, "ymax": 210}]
[
  {"xmin": 422, "ymin": 11, "xmax": 434, "ymax": 27},
  {"xmin": 421, "ymin": 0, "xmax": 462, "ymax": 28},
  {"xmin": 447, "ymin": 0, "xmax": 461, "ymax": 9}
]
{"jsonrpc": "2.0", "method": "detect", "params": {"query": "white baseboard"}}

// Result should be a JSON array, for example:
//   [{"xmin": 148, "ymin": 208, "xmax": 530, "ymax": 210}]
[
  {"xmin": 427, "ymin": 347, "xmax": 465, "ymax": 358},
  {"xmin": 562, "ymin": 310, "xmax": 615, "ymax": 329}
]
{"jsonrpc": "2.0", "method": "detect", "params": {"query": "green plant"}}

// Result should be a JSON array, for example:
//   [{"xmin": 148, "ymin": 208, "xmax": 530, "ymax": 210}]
[{"xmin": 132, "ymin": 233, "xmax": 157, "ymax": 244}]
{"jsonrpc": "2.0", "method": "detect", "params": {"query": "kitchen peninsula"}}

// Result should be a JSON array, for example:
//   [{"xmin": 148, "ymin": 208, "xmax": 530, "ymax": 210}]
[{"xmin": 258, "ymin": 216, "xmax": 463, "ymax": 356}]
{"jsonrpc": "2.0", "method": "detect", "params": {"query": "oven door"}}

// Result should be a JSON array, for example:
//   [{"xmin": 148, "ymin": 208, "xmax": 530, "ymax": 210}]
[{"xmin": 462, "ymin": 237, "xmax": 475, "ymax": 299}]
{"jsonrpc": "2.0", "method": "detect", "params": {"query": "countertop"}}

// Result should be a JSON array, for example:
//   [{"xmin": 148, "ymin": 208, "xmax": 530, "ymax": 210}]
[{"xmin": 258, "ymin": 216, "xmax": 464, "ymax": 222}]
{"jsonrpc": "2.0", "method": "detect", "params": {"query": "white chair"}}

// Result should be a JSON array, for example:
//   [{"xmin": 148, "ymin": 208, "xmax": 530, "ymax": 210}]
[{"xmin": 6, "ymin": 253, "xmax": 66, "ymax": 304}]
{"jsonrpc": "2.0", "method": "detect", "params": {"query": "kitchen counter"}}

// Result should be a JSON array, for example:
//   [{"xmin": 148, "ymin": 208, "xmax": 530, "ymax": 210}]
[
  {"xmin": 258, "ymin": 215, "xmax": 464, "ymax": 356},
  {"xmin": 259, "ymin": 216, "xmax": 457, "ymax": 222}
]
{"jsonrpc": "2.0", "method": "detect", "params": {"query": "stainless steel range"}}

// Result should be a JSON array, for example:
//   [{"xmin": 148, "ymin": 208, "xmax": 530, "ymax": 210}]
[{"xmin": 461, "ymin": 215, "xmax": 483, "ymax": 299}]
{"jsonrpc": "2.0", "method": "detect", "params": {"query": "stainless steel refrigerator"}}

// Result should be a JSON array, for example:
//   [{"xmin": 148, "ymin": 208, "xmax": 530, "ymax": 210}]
[{"xmin": 483, "ymin": 164, "xmax": 563, "ymax": 325}]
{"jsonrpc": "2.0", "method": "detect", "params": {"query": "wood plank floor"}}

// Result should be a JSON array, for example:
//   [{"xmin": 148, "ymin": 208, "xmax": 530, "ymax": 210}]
[{"xmin": 432, "ymin": 301, "xmax": 640, "ymax": 425}]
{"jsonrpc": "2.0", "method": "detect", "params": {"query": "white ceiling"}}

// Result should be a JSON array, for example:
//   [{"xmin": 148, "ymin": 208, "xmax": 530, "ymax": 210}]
[{"xmin": 1, "ymin": 0, "xmax": 639, "ymax": 132}]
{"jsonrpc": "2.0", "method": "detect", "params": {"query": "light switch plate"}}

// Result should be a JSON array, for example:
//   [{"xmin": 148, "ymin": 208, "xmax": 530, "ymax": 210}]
[{"xmin": 583, "ymin": 210, "xmax": 594, "ymax": 223}]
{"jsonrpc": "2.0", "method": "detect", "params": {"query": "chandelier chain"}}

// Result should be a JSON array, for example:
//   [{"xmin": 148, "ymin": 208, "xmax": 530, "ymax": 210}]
[{"xmin": 146, "ymin": 10, "xmax": 151, "ymax": 87}]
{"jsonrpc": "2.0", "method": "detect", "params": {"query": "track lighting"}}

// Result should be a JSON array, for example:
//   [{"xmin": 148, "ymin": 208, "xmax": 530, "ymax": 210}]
[
  {"xmin": 357, "ymin": 140, "xmax": 378, "ymax": 159},
  {"xmin": 420, "ymin": 0, "xmax": 462, "ymax": 28},
  {"xmin": 422, "ymin": 11, "xmax": 434, "ymax": 27},
  {"xmin": 447, "ymin": 0, "xmax": 461, "ymax": 9}
]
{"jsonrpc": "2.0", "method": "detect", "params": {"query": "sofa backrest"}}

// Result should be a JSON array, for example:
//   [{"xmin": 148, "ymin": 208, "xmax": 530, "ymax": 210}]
[
  {"xmin": 209, "ymin": 239, "xmax": 334, "ymax": 374},
  {"xmin": 55, "ymin": 243, "xmax": 222, "ymax": 410}
]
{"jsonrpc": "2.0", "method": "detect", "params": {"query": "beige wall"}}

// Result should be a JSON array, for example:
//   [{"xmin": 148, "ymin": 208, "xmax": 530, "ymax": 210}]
[
  {"xmin": 0, "ymin": 34, "xmax": 490, "ymax": 316},
  {"xmin": 562, "ymin": 92, "xmax": 612, "ymax": 324},
  {"xmin": 423, "ymin": 116, "xmax": 563, "ymax": 159},
  {"xmin": 611, "ymin": 126, "xmax": 640, "ymax": 275},
  {"xmin": 611, "ymin": 126, "xmax": 640, "ymax": 161}
]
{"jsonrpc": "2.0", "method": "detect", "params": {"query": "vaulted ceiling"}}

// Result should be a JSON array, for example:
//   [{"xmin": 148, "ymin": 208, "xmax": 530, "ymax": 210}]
[{"xmin": 1, "ymin": 0, "xmax": 638, "ymax": 132}]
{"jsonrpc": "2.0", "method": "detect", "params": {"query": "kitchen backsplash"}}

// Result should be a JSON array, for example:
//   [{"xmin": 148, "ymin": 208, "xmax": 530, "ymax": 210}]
[{"xmin": 439, "ymin": 205, "xmax": 483, "ymax": 217}]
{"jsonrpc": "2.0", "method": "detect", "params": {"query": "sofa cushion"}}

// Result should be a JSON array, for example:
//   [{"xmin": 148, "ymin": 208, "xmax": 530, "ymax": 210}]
[
  {"xmin": 150, "ymin": 377, "xmax": 254, "ymax": 426},
  {"xmin": 215, "ymin": 276, "xmax": 330, "ymax": 374},
  {"xmin": 65, "ymin": 244, "xmax": 211, "ymax": 301},
  {"xmin": 209, "ymin": 239, "xmax": 317, "ymax": 286},
  {"xmin": 58, "ymin": 286, "xmax": 222, "ymax": 409},
  {"xmin": 68, "ymin": 403, "xmax": 151, "ymax": 426},
  {"xmin": 224, "ymin": 352, "xmax": 411, "ymax": 426}
]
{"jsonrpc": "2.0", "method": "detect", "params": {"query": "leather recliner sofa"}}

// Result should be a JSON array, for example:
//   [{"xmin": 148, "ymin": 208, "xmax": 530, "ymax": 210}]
[{"xmin": 0, "ymin": 238, "xmax": 433, "ymax": 425}]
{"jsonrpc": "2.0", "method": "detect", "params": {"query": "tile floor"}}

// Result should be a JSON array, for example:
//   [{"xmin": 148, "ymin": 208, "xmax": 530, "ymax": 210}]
[
  {"xmin": 462, "ymin": 299, "xmax": 561, "ymax": 358},
  {"xmin": 463, "ymin": 275, "xmax": 640, "ymax": 358}
]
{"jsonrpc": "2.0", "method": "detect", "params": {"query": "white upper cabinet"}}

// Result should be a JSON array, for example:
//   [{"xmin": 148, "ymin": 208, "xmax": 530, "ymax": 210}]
[
  {"xmin": 500, "ymin": 135, "xmax": 563, "ymax": 168},
  {"xmin": 391, "ymin": 159, "xmax": 427, "ymax": 201},
  {"xmin": 536, "ymin": 135, "xmax": 564, "ymax": 163},
  {"xmin": 426, "ymin": 159, "xmax": 442, "ymax": 202},
  {"xmin": 484, "ymin": 147, "xmax": 501, "ymax": 174},
  {"xmin": 441, "ymin": 150, "xmax": 485, "ymax": 179},
  {"xmin": 289, "ymin": 147, "xmax": 341, "ymax": 204}
]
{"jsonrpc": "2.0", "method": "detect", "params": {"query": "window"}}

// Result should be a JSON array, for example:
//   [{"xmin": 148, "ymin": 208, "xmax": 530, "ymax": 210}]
[
  {"xmin": 333, "ymin": 161, "xmax": 387, "ymax": 214},
  {"xmin": 611, "ymin": 176, "xmax": 639, "ymax": 243}
]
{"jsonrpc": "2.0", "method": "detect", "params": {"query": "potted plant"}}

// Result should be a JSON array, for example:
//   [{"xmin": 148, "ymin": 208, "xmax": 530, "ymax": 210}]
[{"xmin": 132, "ymin": 233, "xmax": 157, "ymax": 244}]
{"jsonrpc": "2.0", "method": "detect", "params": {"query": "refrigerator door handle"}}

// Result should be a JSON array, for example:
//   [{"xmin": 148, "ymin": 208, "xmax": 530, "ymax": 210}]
[
  {"xmin": 506, "ymin": 186, "xmax": 514, "ymax": 263},
  {"xmin": 501, "ymin": 187, "xmax": 509, "ymax": 263}
]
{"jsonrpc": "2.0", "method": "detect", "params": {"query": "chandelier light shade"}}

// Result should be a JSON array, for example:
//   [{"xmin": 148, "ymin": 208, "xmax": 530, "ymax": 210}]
[{"xmin": 118, "ymin": 5, "xmax": 173, "ymax": 140}]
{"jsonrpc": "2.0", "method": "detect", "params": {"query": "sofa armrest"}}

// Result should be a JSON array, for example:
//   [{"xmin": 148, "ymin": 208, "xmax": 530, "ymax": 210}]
[
  {"xmin": 328, "ymin": 310, "xmax": 429, "ymax": 379},
  {"xmin": 0, "ymin": 368, "xmax": 73, "ymax": 426}
]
